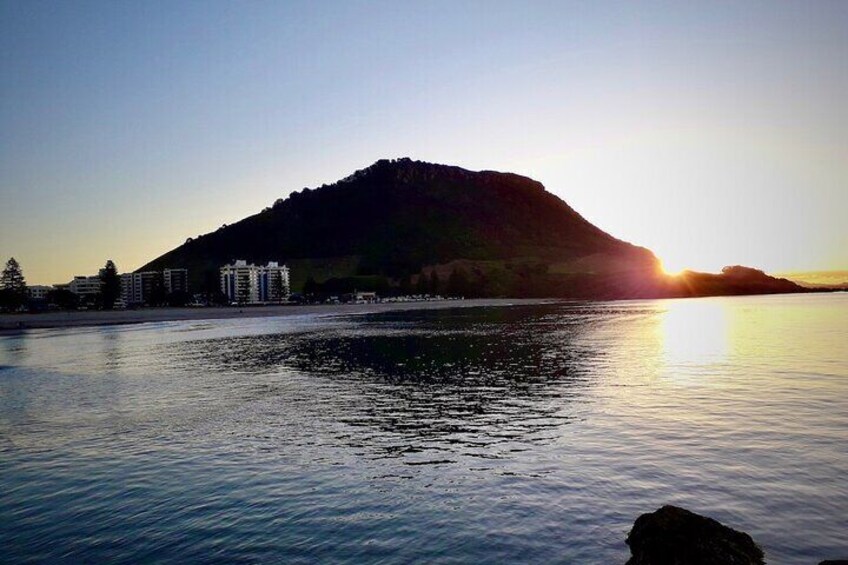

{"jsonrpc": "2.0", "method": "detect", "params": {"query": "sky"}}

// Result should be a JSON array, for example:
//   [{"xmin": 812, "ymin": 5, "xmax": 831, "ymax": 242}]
[{"xmin": 1, "ymin": 0, "xmax": 846, "ymax": 284}]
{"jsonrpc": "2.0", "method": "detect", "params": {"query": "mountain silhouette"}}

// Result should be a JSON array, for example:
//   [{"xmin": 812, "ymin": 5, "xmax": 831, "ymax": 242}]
[{"xmin": 139, "ymin": 158, "xmax": 805, "ymax": 299}]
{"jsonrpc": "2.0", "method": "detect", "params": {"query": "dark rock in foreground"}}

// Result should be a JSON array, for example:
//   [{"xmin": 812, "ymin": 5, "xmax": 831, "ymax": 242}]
[
  {"xmin": 626, "ymin": 505, "xmax": 764, "ymax": 565},
  {"xmin": 819, "ymin": 561, "xmax": 848, "ymax": 564}
]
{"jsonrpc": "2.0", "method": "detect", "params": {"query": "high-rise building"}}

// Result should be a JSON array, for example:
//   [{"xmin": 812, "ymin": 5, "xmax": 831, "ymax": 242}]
[
  {"xmin": 163, "ymin": 268, "xmax": 188, "ymax": 295},
  {"xmin": 220, "ymin": 260, "xmax": 290, "ymax": 304},
  {"xmin": 258, "ymin": 262, "xmax": 290, "ymax": 303},
  {"xmin": 121, "ymin": 271, "xmax": 163, "ymax": 305},
  {"xmin": 62, "ymin": 268, "xmax": 188, "ymax": 306}
]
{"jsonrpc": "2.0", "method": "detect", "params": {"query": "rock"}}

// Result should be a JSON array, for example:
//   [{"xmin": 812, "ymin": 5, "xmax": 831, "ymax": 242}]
[
  {"xmin": 819, "ymin": 561, "xmax": 848, "ymax": 565},
  {"xmin": 626, "ymin": 505, "xmax": 764, "ymax": 565}
]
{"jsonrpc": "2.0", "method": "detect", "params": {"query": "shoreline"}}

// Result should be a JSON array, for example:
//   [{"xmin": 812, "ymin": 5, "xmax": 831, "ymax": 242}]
[
  {"xmin": 0, "ymin": 298, "xmax": 556, "ymax": 334},
  {"xmin": 3, "ymin": 292, "xmax": 839, "ymax": 335}
]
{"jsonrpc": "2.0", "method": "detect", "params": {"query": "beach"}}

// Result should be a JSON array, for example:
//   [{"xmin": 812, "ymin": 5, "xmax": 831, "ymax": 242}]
[{"xmin": 0, "ymin": 298, "xmax": 555, "ymax": 333}]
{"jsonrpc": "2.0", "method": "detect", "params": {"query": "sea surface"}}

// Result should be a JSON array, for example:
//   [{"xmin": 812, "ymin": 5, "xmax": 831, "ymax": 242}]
[{"xmin": 1, "ymin": 294, "xmax": 846, "ymax": 563}]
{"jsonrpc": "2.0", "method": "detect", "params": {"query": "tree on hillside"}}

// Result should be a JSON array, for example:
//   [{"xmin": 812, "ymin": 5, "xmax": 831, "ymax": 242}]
[
  {"xmin": 0, "ymin": 257, "xmax": 27, "ymax": 310},
  {"xmin": 303, "ymin": 276, "xmax": 318, "ymax": 298},
  {"xmin": 447, "ymin": 267, "xmax": 470, "ymax": 298},
  {"xmin": 399, "ymin": 274, "xmax": 413, "ymax": 296},
  {"xmin": 415, "ymin": 273, "xmax": 428, "ymax": 296},
  {"xmin": 428, "ymin": 270, "xmax": 440, "ymax": 296},
  {"xmin": 100, "ymin": 260, "xmax": 121, "ymax": 310}
]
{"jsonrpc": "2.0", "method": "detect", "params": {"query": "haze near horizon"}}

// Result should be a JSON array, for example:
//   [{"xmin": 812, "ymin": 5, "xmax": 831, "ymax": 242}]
[{"xmin": 1, "ymin": 1, "xmax": 846, "ymax": 284}]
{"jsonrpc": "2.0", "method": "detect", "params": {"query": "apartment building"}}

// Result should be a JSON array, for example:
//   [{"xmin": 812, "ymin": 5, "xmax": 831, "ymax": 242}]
[
  {"xmin": 27, "ymin": 285, "xmax": 54, "ymax": 301},
  {"xmin": 163, "ymin": 268, "xmax": 188, "ymax": 295},
  {"xmin": 220, "ymin": 260, "xmax": 290, "ymax": 304},
  {"xmin": 68, "ymin": 275, "xmax": 102, "ymax": 297}
]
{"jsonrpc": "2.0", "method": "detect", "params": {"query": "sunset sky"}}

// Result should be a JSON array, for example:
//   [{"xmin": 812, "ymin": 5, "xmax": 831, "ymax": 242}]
[{"xmin": 2, "ymin": 1, "xmax": 846, "ymax": 284}]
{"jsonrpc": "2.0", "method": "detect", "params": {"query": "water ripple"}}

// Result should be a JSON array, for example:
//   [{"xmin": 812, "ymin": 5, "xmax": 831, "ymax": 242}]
[{"xmin": 1, "ymin": 296, "xmax": 847, "ymax": 563}]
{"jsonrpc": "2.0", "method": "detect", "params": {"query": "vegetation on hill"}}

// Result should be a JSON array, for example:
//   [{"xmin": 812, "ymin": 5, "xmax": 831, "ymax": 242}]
[{"xmin": 139, "ymin": 158, "xmax": 807, "ymax": 299}]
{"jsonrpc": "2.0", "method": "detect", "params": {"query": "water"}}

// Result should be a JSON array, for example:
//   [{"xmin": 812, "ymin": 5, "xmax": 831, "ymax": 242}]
[{"xmin": 1, "ymin": 294, "xmax": 846, "ymax": 563}]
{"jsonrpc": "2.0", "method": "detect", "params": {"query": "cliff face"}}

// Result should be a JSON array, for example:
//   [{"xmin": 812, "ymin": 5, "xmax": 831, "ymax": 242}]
[{"xmin": 140, "ymin": 158, "xmax": 659, "ymax": 294}]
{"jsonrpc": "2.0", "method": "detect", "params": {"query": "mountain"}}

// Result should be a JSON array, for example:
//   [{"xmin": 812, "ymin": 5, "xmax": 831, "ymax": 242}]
[{"xmin": 139, "ymin": 158, "xmax": 807, "ymax": 299}]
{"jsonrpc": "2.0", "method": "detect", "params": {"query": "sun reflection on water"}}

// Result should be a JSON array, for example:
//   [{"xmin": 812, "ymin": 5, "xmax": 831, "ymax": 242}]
[
  {"xmin": 659, "ymin": 299, "xmax": 729, "ymax": 376},
  {"xmin": 0, "ymin": 297, "xmax": 846, "ymax": 564}
]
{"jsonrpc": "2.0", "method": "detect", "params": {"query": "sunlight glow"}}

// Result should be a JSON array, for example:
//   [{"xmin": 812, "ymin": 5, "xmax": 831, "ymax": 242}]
[
  {"xmin": 1, "ymin": 3, "xmax": 846, "ymax": 283},
  {"xmin": 659, "ymin": 300, "xmax": 729, "ymax": 377},
  {"xmin": 659, "ymin": 259, "xmax": 687, "ymax": 277}
]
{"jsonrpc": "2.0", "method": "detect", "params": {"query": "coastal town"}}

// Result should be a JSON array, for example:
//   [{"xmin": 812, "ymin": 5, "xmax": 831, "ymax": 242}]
[
  {"xmin": 0, "ymin": 257, "xmax": 292, "ymax": 312},
  {"xmin": 0, "ymin": 257, "xmax": 453, "ymax": 313}
]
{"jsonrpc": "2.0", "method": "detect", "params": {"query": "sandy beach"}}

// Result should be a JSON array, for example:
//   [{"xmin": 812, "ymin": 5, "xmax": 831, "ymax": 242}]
[{"xmin": 0, "ymin": 298, "xmax": 556, "ymax": 333}]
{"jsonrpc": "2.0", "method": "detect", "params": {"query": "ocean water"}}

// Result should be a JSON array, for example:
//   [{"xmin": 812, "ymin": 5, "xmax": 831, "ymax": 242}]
[{"xmin": 1, "ymin": 294, "xmax": 846, "ymax": 563}]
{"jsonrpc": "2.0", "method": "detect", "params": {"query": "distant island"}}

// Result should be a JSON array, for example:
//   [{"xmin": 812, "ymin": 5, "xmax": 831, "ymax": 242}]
[
  {"xmin": 777, "ymin": 270, "xmax": 848, "ymax": 290},
  {"xmin": 140, "ymin": 158, "xmax": 812, "ymax": 300}
]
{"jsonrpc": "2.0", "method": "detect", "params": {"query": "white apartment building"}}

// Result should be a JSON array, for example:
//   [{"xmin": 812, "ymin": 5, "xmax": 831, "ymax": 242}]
[
  {"xmin": 27, "ymin": 285, "xmax": 54, "ymax": 300},
  {"xmin": 220, "ymin": 260, "xmax": 290, "ymax": 304},
  {"xmin": 68, "ymin": 275, "xmax": 102, "ymax": 297}
]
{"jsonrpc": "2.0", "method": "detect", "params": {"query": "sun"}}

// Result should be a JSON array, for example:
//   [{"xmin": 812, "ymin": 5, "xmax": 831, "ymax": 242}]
[{"xmin": 659, "ymin": 259, "xmax": 687, "ymax": 277}]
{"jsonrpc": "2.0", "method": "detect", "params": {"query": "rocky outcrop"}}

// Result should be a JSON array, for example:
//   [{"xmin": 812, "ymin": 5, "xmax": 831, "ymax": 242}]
[{"xmin": 626, "ymin": 505, "xmax": 764, "ymax": 565}]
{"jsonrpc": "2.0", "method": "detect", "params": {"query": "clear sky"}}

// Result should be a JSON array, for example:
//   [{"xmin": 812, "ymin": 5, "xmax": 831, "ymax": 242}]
[{"xmin": 2, "ymin": 0, "xmax": 846, "ymax": 284}]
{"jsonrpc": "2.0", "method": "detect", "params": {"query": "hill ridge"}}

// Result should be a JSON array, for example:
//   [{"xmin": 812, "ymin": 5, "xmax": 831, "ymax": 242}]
[{"xmin": 139, "ymin": 158, "xmax": 805, "ymax": 299}]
